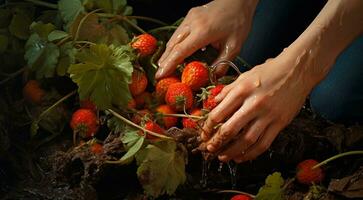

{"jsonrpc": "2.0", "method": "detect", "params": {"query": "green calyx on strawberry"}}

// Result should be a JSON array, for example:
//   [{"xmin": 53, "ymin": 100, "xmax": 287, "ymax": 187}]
[
  {"xmin": 296, "ymin": 159, "xmax": 324, "ymax": 185},
  {"xmin": 198, "ymin": 84, "xmax": 225, "ymax": 110},
  {"xmin": 70, "ymin": 108, "xmax": 99, "ymax": 139},
  {"xmin": 131, "ymin": 33, "xmax": 157, "ymax": 57},
  {"xmin": 181, "ymin": 61, "xmax": 210, "ymax": 91},
  {"xmin": 165, "ymin": 82, "xmax": 194, "ymax": 111}
]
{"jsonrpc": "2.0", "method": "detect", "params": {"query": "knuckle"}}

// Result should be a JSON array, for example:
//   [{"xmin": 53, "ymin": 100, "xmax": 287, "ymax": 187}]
[
  {"xmin": 208, "ymin": 114, "xmax": 220, "ymax": 125},
  {"xmin": 258, "ymin": 141, "xmax": 271, "ymax": 152},
  {"xmin": 243, "ymin": 134, "xmax": 257, "ymax": 146},
  {"xmin": 220, "ymin": 126, "xmax": 236, "ymax": 138}
]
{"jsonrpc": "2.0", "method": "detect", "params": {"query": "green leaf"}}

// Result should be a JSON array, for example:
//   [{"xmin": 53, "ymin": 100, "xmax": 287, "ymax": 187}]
[
  {"xmin": 9, "ymin": 13, "xmax": 32, "ymax": 40},
  {"xmin": 24, "ymin": 33, "xmax": 60, "ymax": 79},
  {"xmin": 107, "ymin": 115, "xmax": 132, "ymax": 133},
  {"xmin": 135, "ymin": 140, "xmax": 187, "ymax": 198},
  {"xmin": 107, "ymin": 24, "xmax": 129, "ymax": 45},
  {"xmin": 58, "ymin": 0, "xmax": 85, "ymax": 28},
  {"xmin": 30, "ymin": 22, "xmax": 55, "ymax": 39},
  {"xmin": 255, "ymin": 172, "xmax": 285, "ymax": 200},
  {"xmin": 57, "ymin": 42, "xmax": 76, "ymax": 76},
  {"xmin": 69, "ymin": 13, "xmax": 106, "ymax": 42},
  {"xmin": 68, "ymin": 44, "xmax": 135, "ymax": 110},
  {"xmin": 48, "ymin": 30, "xmax": 69, "ymax": 42},
  {"xmin": 0, "ymin": 35, "xmax": 8, "ymax": 53},
  {"xmin": 118, "ymin": 130, "xmax": 145, "ymax": 164}
]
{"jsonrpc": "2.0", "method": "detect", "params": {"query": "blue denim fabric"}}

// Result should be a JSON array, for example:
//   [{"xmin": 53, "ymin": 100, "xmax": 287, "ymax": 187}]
[{"xmin": 238, "ymin": 0, "xmax": 363, "ymax": 123}]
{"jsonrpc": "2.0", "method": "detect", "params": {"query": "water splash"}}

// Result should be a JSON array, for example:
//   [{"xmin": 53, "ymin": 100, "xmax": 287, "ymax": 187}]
[
  {"xmin": 218, "ymin": 162, "xmax": 224, "ymax": 172},
  {"xmin": 200, "ymin": 154, "xmax": 211, "ymax": 188}
]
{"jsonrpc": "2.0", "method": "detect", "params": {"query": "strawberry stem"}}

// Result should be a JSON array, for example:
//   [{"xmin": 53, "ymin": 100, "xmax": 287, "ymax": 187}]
[
  {"xmin": 313, "ymin": 150, "xmax": 363, "ymax": 169},
  {"xmin": 216, "ymin": 190, "xmax": 256, "ymax": 198},
  {"xmin": 162, "ymin": 113, "xmax": 205, "ymax": 120},
  {"xmin": 97, "ymin": 13, "xmax": 168, "ymax": 26},
  {"xmin": 38, "ymin": 90, "xmax": 77, "ymax": 120},
  {"xmin": 107, "ymin": 109, "xmax": 173, "ymax": 140},
  {"xmin": 24, "ymin": 0, "xmax": 58, "ymax": 9},
  {"xmin": 0, "ymin": 67, "xmax": 26, "ymax": 85},
  {"xmin": 74, "ymin": 9, "xmax": 102, "ymax": 42}
]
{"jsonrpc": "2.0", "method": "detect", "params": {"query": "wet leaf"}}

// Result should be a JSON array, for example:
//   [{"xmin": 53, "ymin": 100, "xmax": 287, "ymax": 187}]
[
  {"xmin": 9, "ymin": 13, "xmax": 32, "ymax": 40},
  {"xmin": 68, "ymin": 44, "xmax": 135, "ymax": 110},
  {"xmin": 118, "ymin": 130, "xmax": 145, "ymax": 164},
  {"xmin": 256, "ymin": 172, "xmax": 284, "ymax": 200},
  {"xmin": 24, "ymin": 33, "xmax": 60, "ymax": 79},
  {"xmin": 48, "ymin": 30, "xmax": 69, "ymax": 42},
  {"xmin": 135, "ymin": 140, "xmax": 187, "ymax": 197},
  {"xmin": 30, "ymin": 22, "xmax": 55, "ymax": 39}
]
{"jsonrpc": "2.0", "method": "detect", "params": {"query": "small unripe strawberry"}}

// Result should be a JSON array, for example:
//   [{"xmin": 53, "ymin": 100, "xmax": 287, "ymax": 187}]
[
  {"xmin": 156, "ymin": 104, "xmax": 178, "ymax": 129},
  {"xmin": 23, "ymin": 80, "xmax": 45, "ymax": 104},
  {"xmin": 155, "ymin": 76, "xmax": 180, "ymax": 102},
  {"xmin": 182, "ymin": 108, "xmax": 202, "ymax": 129},
  {"xmin": 182, "ymin": 61, "xmax": 209, "ymax": 91},
  {"xmin": 70, "ymin": 108, "xmax": 99, "ymax": 138},
  {"xmin": 131, "ymin": 33, "xmax": 157, "ymax": 57},
  {"xmin": 165, "ymin": 82, "xmax": 194, "ymax": 111},
  {"xmin": 230, "ymin": 194, "xmax": 252, "ymax": 200},
  {"xmin": 296, "ymin": 159, "xmax": 324, "ymax": 185},
  {"xmin": 129, "ymin": 70, "xmax": 148, "ymax": 97}
]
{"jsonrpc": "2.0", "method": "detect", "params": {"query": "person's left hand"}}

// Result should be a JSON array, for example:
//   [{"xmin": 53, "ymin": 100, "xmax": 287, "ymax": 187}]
[{"xmin": 201, "ymin": 54, "xmax": 314, "ymax": 163}]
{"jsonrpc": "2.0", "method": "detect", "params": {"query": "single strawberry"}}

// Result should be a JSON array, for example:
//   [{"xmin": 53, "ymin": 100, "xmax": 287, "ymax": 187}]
[
  {"xmin": 23, "ymin": 80, "xmax": 45, "ymax": 105},
  {"xmin": 296, "ymin": 159, "xmax": 324, "ymax": 185},
  {"xmin": 80, "ymin": 99, "xmax": 97, "ymax": 111},
  {"xmin": 127, "ymin": 98, "xmax": 137, "ymax": 109},
  {"xmin": 230, "ymin": 194, "xmax": 253, "ymax": 200},
  {"xmin": 135, "ymin": 92, "xmax": 152, "ymax": 109},
  {"xmin": 70, "ymin": 108, "xmax": 99, "ymax": 138},
  {"xmin": 182, "ymin": 108, "xmax": 202, "ymax": 129},
  {"xmin": 165, "ymin": 82, "xmax": 193, "ymax": 111},
  {"xmin": 155, "ymin": 76, "xmax": 180, "ymax": 102},
  {"xmin": 202, "ymin": 84, "xmax": 225, "ymax": 110},
  {"xmin": 129, "ymin": 70, "xmax": 148, "ymax": 97},
  {"xmin": 181, "ymin": 61, "xmax": 209, "ymax": 91},
  {"xmin": 131, "ymin": 109, "xmax": 152, "ymax": 125},
  {"xmin": 131, "ymin": 33, "xmax": 157, "ymax": 57},
  {"xmin": 90, "ymin": 143, "xmax": 103, "ymax": 154},
  {"xmin": 142, "ymin": 121, "xmax": 165, "ymax": 140},
  {"xmin": 156, "ymin": 104, "xmax": 178, "ymax": 129}
]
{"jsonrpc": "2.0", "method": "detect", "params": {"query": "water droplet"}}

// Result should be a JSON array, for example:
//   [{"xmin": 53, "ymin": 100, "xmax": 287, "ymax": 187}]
[
  {"xmin": 200, "ymin": 153, "xmax": 211, "ymax": 188},
  {"xmin": 227, "ymin": 161, "xmax": 238, "ymax": 189},
  {"xmin": 218, "ymin": 162, "xmax": 224, "ymax": 172},
  {"xmin": 201, "ymin": 47, "xmax": 206, "ymax": 51}
]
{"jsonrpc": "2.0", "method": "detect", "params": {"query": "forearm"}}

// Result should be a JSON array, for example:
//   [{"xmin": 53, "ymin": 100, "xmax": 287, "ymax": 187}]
[{"xmin": 284, "ymin": 0, "xmax": 363, "ymax": 89}]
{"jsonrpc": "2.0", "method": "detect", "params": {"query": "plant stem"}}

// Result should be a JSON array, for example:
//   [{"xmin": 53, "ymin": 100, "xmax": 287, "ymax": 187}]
[
  {"xmin": 127, "ymin": 16, "xmax": 168, "ymax": 26},
  {"xmin": 38, "ymin": 90, "xmax": 76, "ymax": 120},
  {"xmin": 0, "ymin": 67, "xmax": 26, "ymax": 85},
  {"xmin": 148, "ymin": 26, "xmax": 178, "ymax": 34},
  {"xmin": 162, "ymin": 113, "xmax": 205, "ymax": 120},
  {"xmin": 74, "ymin": 41, "xmax": 96, "ymax": 46},
  {"xmin": 122, "ymin": 17, "xmax": 146, "ymax": 34},
  {"xmin": 74, "ymin": 9, "xmax": 102, "ymax": 42},
  {"xmin": 24, "ymin": 0, "xmax": 58, "ymax": 9},
  {"xmin": 107, "ymin": 109, "xmax": 172, "ymax": 140},
  {"xmin": 313, "ymin": 150, "xmax": 363, "ymax": 169},
  {"xmin": 217, "ymin": 190, "xmax": 256, "ymax": 198}
]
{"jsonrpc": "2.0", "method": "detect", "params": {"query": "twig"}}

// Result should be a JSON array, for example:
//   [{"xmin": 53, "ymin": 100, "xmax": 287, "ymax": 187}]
[
  {"xmin": 148, "ymin": 26, "xmax": 178, "ymax": 34},
  {"xmin": 24, "ymin": 0, "xmax": 58, "ymax": 9},
  {"xmin": 107, "ymin": 109, "xmax": 172, "ymax": 140},
  {"xmin": 0, "ymin": 67, "xmax": 26, "ymax": 85},
  {"xmin": 313, "ymin": 150, "xmax": 363, "ymax": 169}
]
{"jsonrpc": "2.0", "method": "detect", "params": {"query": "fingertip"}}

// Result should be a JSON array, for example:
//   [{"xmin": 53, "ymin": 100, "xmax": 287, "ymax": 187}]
[
  {"xmin": 207, "ymin": 144, "xmax": 216, "ymax": 152},
  {"xmin": 218, "ymin": 154, "xmax": 230, "ymax": 162}
]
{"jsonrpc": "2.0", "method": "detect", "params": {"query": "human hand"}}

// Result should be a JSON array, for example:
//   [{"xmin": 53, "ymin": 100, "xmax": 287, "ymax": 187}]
[
  {"xmin": 201, "ymin": 54, "xmax": 314, "ymax": 163},
  {"xmin": 155, "ymin": 0, "xmax": 258, "ymax": 79}
]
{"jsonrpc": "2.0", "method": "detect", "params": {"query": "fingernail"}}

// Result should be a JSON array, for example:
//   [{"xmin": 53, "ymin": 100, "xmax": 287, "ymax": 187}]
[{"xmin": 155, "ymin": 67, "xmax": 164, "ymax": 79}]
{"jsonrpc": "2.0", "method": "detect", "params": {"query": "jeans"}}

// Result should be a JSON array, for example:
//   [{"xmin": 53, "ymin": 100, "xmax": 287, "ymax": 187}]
[{"xmin": 238, "ymin": 0, "xmax": 363, "ymax": 124}]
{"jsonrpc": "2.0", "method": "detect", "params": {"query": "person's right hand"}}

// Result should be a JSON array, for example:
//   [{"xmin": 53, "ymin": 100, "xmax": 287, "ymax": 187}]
[{"xmin": 155, "ymin": 0, "xmax": 259, "ymax": 79}]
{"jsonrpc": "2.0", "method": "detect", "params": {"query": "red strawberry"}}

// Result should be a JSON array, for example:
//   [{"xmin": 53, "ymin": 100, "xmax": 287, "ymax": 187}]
[
  {"xmin": 127, "ymin": 98, "xmax": 137, "ymax": 109},
  {"xmin": 70, "ymin": 109, "xmax": 99, "ymax": 138},
  {"xmin": 165, "ymin": 82, "xmax": 193, "ymax": 111},
  {"xmin": 131, "ymin": 109, "xmax": 152, "ymax": 125},
  {"xmin": 202, "ymin": 84, "xmax": 225, "ymax": 110},
  {"xmin": 155, "ymin": 76, "xmax": 180, "ymax": 102},
  {"xmin": 131, "ymin": 33, "xmax": 157, "ymax": 57},
  {"xmin": 182, "ymin": 108, "xmax": 202, "ymax": 129},
  {"xmin": 181, "ymin": 61, "xmax": 209, "ymax": 91},
  {"xmin": 129, "ymin": 70, "xmax": 148, "ymax": 97},
  {"xmin": 230, "ymin": 194, "xmax": 252, "ymax": 200},
  {"xmin": 156, "ymin": 104, "xmax": 178, "ymax": 129},
  {"xmin": 90, "ymin": 143, "xmax": 103, "ymax": 154},
  {"xmin": 142, "ymin": 121, "xmax": 165, "ymax": 140},
  {"xmin": 23, "ymin": 80, "xmax": 45, "ymax": 105},
  {"xmin": 296, "ymin": 159, "xmax": 324, "ymax": 185},
  {"xmin": 135, "ymin": 92, "xmax": 152, "ymax": 109},
  {"xmin": 80, "ymin": 99, "xmax": 97, "ymax": 111}
]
